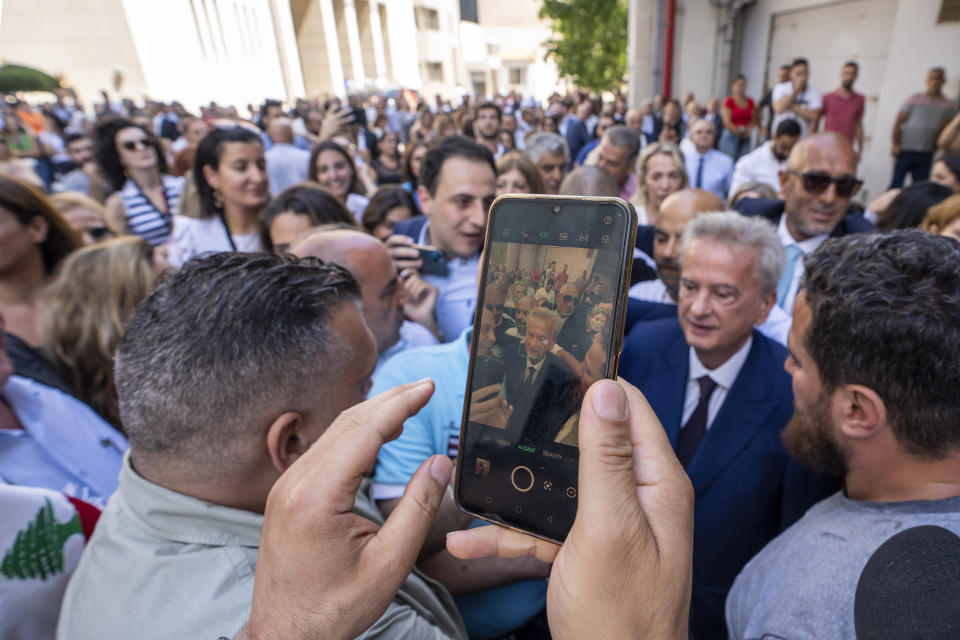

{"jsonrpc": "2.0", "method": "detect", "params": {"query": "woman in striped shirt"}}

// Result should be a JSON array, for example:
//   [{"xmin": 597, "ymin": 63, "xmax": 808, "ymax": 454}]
[{"xmin": 97, "ymin": 118, "xmax": 184, "ymax": 247}]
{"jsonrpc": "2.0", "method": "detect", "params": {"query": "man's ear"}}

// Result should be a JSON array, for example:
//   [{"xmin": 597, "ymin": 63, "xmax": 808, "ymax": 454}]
[
  {"xmin": 834, "ymin": 384, "xmax": 886, "ymax": 440},
  {"xmin": 778, "ymin": 169, "xmax": 791, "ymax": 193},
  {"xmin": 265, "ymin": 411, "xmax": 309, "ymax": 473},
  {"xmin": 755, "ymin": 289, "xmax": 776, "ymax": 326},
  {"xmin": 417, "ymin": 184, "xmax": 433, "ymax": 219}
]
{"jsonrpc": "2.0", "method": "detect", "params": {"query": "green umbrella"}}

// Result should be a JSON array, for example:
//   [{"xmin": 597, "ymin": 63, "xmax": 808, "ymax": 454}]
[{"xmin": 0, "ymin": 63, "xmax": 60, "ymax": 93}]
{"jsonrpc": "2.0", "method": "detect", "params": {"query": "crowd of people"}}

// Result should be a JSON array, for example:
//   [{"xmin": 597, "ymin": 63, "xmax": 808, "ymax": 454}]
[{"xmin": 1, "ymin": 53, "xmax": 959, "ymax": 640}]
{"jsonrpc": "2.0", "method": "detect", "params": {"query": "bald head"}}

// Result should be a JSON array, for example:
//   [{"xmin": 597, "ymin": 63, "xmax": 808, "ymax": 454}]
[
  {"xmin": 560, "ymin": 165, "xmax": 620, "ymax": 197},
  {"xmin": 781, "ymin": 133, "xmax": 860, "ymax": 241},
  {"xmin": 267, "ymin": 117, "xmax": 295, "ymax": 145},
  {"xmin": 625, "ymin": 107, "xmax": 644, "ymax": 134},
  {"xmin": 291, "ymin": 229, "xmax": 404, "ymax": 354},
  {"xmin": 654, "ymin": 189, "xmax": 725, "ymax": 300},
  {"xmin": 786, "ymin": 132, "xmax": 856, "ymax": 174}
]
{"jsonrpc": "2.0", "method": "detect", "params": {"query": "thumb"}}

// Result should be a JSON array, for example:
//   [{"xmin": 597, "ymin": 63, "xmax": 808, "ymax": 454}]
[
  {"xmin": 369, "ymin": 455, "xmax": 452, "ymax": 576},
  {"xmin": 575, "ymin": 380, "xmax": 637, "ymax": 522}
]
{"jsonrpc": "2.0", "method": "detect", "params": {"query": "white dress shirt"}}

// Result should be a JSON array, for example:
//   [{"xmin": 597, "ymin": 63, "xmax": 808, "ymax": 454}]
[
  {"xmin": 730, "ymin": 141, "xmax": 786, "ymax": 195},
  {"xmin": 629, "ymin": 278, "xmax": 673, "ymax": 303},
  {"xmin": 682, "ymin": 336, "xmax": 753, "ymax": 429},
  {"xmin": 776, "ymin": 214, "xmax": 829, "ymax": 315},
  {"xmin": 684, "ymin": 148, "xmax": 734, "ymax": 200}
]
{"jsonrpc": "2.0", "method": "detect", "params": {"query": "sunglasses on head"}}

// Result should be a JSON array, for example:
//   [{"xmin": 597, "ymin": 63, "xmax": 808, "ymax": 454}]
[
  {"xmin": 121, "ymin": 139, "xmax": 150, "ymax": 152},
  {"xmin": 788, "ymin": 170, "xmax": 862, "ymax": 198}
]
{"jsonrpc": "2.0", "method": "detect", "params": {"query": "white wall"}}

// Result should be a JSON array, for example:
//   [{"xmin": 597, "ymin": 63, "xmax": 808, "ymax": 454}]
[
  {"xmin": 672, "ymin": 0, "xmax": 722, "ymax": 101},
  {"xmin": 739, "ymin": 0, "xmax": 960, "ymax": 201},
  {"xmin": 0, "ymin": 0, "xmax": 148, "ymax": 108}
]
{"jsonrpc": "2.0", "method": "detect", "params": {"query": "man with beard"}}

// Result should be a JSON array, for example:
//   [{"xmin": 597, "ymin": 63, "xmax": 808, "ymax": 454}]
[
  {"xmin": 729, "ymin": 119, "xmax": 800, "ymax": 195},
  {"xmin": 628, "ymin": 189, "xmax": 791, "ymax": 345},
  {"xmin": 619, "ymin": 212, "xmax": 835, "ymax": 640},
  {"xmin": 735, "ymin": 133, "xmax": 873, "ymax": 314},
  {"xmin": 818, "ymin": 62, "xmax": 865, "ymax": 159},
  {"xmin": 473, "ymin": 102, "xmax": 504, "ymax": 159},
  {"xmin": 726, "ymin": 230, "xmax": 960, "ymax": 640}
]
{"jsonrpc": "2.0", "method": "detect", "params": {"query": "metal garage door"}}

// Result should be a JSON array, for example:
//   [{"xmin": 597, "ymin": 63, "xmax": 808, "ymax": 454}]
[{"xmin": 765, "ymin": 0, "xmax": 898, "ymax": 201}]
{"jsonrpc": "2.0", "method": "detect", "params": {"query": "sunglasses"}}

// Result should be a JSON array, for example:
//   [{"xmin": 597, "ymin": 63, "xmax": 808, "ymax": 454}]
[
  {"xmin": 121, "ymin": 139, "xmax": 150, "ymax": 152},
  {"xmin": 560, "ymin": 294, "xmax": 574, "ymax": 303},
  {"xmin": 788, "ymin": 170, "xmax": 862, "ymax": 198}
]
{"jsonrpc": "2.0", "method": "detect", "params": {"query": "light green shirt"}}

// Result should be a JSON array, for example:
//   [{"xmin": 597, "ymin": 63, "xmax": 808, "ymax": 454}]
[{"xmin": 57, "ymin": 453, "xmax": 466, "ymax": 640}]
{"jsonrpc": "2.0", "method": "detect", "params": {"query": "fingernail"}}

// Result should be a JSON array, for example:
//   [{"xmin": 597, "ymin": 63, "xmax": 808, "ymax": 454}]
[
  {"xmin": 593, "ymin": 380, "xmax": 627, "ymax": 422},
  {"xmin": 430, "ymin": 455, "xmax": 453, "ymax": 485}
]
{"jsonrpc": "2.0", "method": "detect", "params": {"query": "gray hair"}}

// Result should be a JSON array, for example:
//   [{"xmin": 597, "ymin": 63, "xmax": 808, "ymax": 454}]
[
  {"xmin": 602, "ymin": 125, "xmax": 641, "ymax": 160},
  {"xmin": 527, "ymin": 306, "xmax": 562, "ymax": 338},
  {"xmin": 688, "ymin": 117, "xmax": 716, "ymax": 135},
  {"xmin": 114, "ymin": 252, "xmax": 360, "ymax": 473},
  {"xmin": 678, "ymin": 211, "xmax": 785, "ymax": 293},
  {"xmin": 525, "ymin": 132, "xmax": 569, "ymax": 163}
]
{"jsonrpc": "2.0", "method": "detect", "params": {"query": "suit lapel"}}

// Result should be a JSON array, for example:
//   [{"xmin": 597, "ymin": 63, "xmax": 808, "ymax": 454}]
[
  {"xmin": 647, "ymin": 331, "xmax": 689, "ymax": 449},
  {"xmin": 686, "ymin": 338, "xmax": 776, "ymax": 497}
]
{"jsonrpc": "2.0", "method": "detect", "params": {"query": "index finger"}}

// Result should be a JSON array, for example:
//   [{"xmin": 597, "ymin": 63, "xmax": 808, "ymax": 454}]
[{"xmin": 301, "ymin": 379, "xmax": 436, "ymax": 514}]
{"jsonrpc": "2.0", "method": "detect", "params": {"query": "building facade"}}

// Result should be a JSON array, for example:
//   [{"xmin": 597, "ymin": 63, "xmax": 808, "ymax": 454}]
[{"xmin": 628, "ymin": 0, "xmax": 960, "ymax": 202}]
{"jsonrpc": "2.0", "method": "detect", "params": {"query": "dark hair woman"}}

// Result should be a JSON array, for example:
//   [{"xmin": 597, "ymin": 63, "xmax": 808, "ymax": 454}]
[
  {"xmin": 360, "ymin": 186, "xmax": 417, "ymax": 242},
  {"xmin": 259, "ymin": 182, "xmax": 356, "ymax": 253},
  {"xmin": 0, "ymin": 174, "xmax": 81, "ymax": 349},
  {"xmin": 97, "ymin": 118, "xmax": 184, "ymax": 246},
  {"xmin": 308, "ymin": 141, "xmax": 369, "ymax": 221},
  {"xmin": 168, "ymin": 126, "xmax": 269, "ymax": 266},
  {"xmin": 400, "ymin": 140, "xmax": 428, "ymax": 209}
]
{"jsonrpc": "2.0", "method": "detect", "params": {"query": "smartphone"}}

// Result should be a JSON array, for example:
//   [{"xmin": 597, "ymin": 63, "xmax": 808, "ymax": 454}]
[
  {"xmin": 412, "ymin": 244, "xmax": 449, "ymax": 276},
  {"xmin": 454, "ymin": 195, "xmax": 637, "ymax": 543}
]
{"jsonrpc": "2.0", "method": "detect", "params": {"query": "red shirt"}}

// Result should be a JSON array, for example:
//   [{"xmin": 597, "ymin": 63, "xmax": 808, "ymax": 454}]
[
  {"xmin": 723, "ymin": 96, "xmax": 755, "ymax": 128},
  {"xmin": 821, "ymin": 90, "xmax": 864, "ymax": 143}
]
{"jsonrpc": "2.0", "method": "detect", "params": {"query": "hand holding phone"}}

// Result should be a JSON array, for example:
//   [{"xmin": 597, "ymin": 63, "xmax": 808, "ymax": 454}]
[{"xmin": 385, "ymin": 234, "xmax": 423, "ymax": 271}]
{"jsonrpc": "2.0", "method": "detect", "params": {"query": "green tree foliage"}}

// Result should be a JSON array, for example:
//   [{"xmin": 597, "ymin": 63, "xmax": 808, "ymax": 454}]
[
  {"xmin": 2, "ymin": 498, "xmax": 81, "ymax": 581},
  {"xmin": 540, "ymin": 0, "xmax": 628, "ymax": 93}
]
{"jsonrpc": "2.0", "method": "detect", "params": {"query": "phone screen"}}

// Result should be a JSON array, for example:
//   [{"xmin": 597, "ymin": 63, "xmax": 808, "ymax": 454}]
[{"xmin": 455, "ymin": 196, "xmax": 636, "ymax": 542}]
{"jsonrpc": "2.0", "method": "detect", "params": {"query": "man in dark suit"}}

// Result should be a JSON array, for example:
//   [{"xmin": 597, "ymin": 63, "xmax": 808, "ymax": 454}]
[
  {"xmin": 732, "ymin": 132, "xmax": 873, "ymax": 314},
  {"xmin": 503, "ymin": 307, "xmax": 579, "ymax": 445},
  {"xmin": 619, "ymin": 211, "xmax": 835, "ymax": 640}
]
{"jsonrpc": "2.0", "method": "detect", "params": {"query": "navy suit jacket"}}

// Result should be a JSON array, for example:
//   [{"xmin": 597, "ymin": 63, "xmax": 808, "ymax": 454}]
[
  {"xmin": 394, "ymin": 215, "xmax": 428, "ymax": 242},
  {"xmin": 618, "ymin": 318, "xmax": 837, "ymax": 640}
]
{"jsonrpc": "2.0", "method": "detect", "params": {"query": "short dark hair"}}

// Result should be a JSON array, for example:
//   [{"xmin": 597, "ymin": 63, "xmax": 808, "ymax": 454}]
[
  {"xmin": 65, "ymin": 132, "xmax": 88, "ymax": 146},
  {"xmin": 260, "ymin": 99, "xmax": 283, "ymax": 128},
  {"xmin": 476, "ymin": 102, "xmax": 503, "ymax": 121},
  {"xmin": 876, "ymin": 181, "xmax": 953, "ymax": 231},
  {"xmin": 791, "ymin": 57, "xmax": 809, "ymax": 69},
  {"xmin": 94, "ymin": 117, "xmax": 169, "ymax": 191},
  {"xmin": 260, "ymin": 182, "xmax": 356, "ymax": 251},
  {"xmin": 193, "ymin": 126, "xmax": 264, "ymax": 219},
  {"xmin": 801, "ymin": 231, "xmax": 960, "ymax": 458},
  {"xmin": 844, "ymin": 61, "xmax": 859, "ymax": 72},
  {"xmin": 775, "ymin": 119, "xmax": 802, "ymax": 139},
  {"xmin": 418, "ymin": 136, "xmax": 496, "ymax": 197},
  {"xmin": 115, "ymin": 252, "xmax": 361, "ymax": 470},
  {"xmin": 361, "ymin": 185, "xmax": 418, "ymax": 235}
]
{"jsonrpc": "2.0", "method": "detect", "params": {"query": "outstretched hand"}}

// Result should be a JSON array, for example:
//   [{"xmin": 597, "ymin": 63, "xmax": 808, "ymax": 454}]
[
  {"xmin": 237, "ymin": 379, "xmax": 452, "ymax": 640},
  {"xmin": 446, "ymin": 379, "xmax": 694, "ymax": 640}
]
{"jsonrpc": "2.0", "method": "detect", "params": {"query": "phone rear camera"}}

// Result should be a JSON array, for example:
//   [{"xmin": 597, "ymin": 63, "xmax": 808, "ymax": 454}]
[{"xmin": 552, "ymin": 206, "xmax": 561, "ymax": 214}]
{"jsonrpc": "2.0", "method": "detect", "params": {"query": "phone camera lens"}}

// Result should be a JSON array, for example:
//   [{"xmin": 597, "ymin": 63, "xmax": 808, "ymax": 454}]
[{"xmin": 553, "ymin": 206, "xmax": 561, "ymax": 214}]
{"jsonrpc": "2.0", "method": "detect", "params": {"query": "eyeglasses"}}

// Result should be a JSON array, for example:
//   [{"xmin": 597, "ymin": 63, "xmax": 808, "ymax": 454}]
[
  {"xmin": 121, "ymin": 139, "xmax": 149, "ymax": 152},
  {"xmin": 788, "ymin": 170, "xmax": 862, "ymax": 198},
  {"xmin": 88, "ymin": 226, "xmax": 112, "ymax": 240}
]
